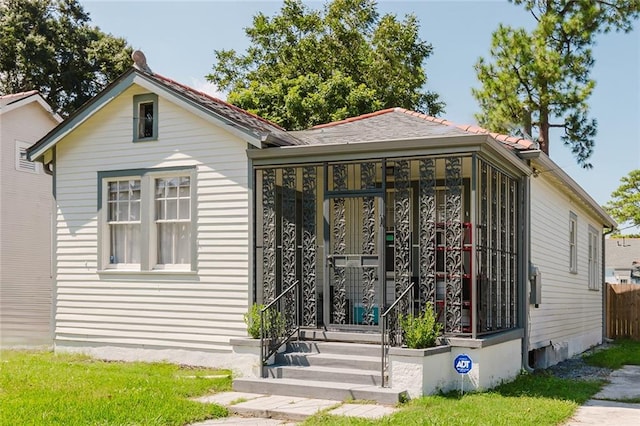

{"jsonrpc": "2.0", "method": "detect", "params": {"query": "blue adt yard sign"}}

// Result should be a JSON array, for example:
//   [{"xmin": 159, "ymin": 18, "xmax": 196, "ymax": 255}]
[{"xmin": 454, "ymin": 354, "xmax": 473, "ymax": 374}]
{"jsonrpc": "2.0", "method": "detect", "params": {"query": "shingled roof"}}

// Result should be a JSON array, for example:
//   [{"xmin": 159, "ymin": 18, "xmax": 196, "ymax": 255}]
[
  {"xmin": 290, "ymin": 107, "xmax": 536, "ymax": 151},
  {"xmin": 148, "ymin": 72, "xmax": 300, "ymax": 147}
]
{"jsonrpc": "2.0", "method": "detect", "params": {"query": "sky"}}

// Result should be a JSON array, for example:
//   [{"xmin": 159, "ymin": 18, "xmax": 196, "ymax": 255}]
[{"xmin": 80, "ymin": 0, "xmax": 640, "ymax": 230}]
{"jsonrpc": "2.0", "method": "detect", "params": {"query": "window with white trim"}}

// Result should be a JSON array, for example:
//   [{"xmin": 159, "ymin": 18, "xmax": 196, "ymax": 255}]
[
  {"xmin": 15, "ymin": 140, "xmax": 38, "ymax": 173},
  {"xmin": 155, "ymin": 177, "xmax": 191, "ymax": 266},
  {"xmin": 100, "ymin": 167, "xmax": 195, "ymax": 271},
  {"xmin": 569, "ymin": 212, "xmax": 578, "ymax": 273},
  {"xmin": 588, "ymin": 226, "xmax": 600, "ymax": 290}
]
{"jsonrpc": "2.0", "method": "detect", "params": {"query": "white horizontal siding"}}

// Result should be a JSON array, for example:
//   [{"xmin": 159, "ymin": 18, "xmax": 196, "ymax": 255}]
[
  {"xmin": 529, "ymin": 175, "xmax": 603, "ymax": 356},
  {"xmin": 53, "ymin": 85, "xmax": 252, "ymax": 356},
  {"xmin": 0, "ymin": 102, "xmax": 57, "ymax": 347}
]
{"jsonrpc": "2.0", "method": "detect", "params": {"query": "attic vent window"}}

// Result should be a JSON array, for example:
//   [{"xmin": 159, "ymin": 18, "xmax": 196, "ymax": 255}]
[
  {"xmin": 139, "ymin": 102, "xmax": 154, "ymax": 138},
  {"xmin": 15, "ymin": 140, "xmax": 38, "ymax": 174},
  {"xmin": 133, "ymin": 93, "xmax": 158, "ymax": 142}
]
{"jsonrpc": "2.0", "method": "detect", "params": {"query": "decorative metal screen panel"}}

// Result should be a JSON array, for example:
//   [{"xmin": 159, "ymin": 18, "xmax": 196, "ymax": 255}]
[
  {"xmin": 302, "ymin": 166, "xmax": 317, "ymax": 326},
  {"xmin": 262, "ymin": 169, "xmax": 277, "ymax": 303},
  {"xmin": 476, "ymin": 159, "xmax": 519, "ymax": 333}
]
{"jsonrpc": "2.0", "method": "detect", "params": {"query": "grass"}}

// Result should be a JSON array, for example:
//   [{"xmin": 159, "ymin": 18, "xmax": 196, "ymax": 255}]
[
  {"xmin": 0, "ymin": 350, "xmax": 231, "ymax": 425},
  {"xmin": 3, "ymin": 339, "xmax": 639, "ymax": 425},
  {"xmin": 302, "ymin": 373, "xmax": 604, "ymax": 425},
  {"xmin": 302, "ymin": 340, "xmax": 640, "ymax": 426},
  {"xmin": 583, "ymin": 339, "xmax": 640, "ymax": 369}
]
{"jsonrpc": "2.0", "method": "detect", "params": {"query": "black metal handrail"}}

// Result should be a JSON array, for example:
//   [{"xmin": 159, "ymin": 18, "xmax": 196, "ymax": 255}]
[
  {"xmin": 380, "ymin": 281, "xmax": 415, "ymax": 387},
  {"xmin": 260, "ymin": 281, "xmax": 299, "ymax": 377}
]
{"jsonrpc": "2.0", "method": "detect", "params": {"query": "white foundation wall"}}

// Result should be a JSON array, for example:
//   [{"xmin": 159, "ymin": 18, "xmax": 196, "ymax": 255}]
[
  {"xmin": 52, "ymin": 85, "xmax": 252, "ymax": 365},
  {"xmin": 528, "ymin": 175, "xmax": 604, "ymax": 363},
  {"xmin": 390, "ymin": 335, "xmax": 522, "ymax": 398}
]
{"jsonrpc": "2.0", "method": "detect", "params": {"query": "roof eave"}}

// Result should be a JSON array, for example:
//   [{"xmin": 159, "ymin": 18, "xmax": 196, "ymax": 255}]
[{"xmin": 534, "ymin": 154, "xmax": 617, "ymax": 228}]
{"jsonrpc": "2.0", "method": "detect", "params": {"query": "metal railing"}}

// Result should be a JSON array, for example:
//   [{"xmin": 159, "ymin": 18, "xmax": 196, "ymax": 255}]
[
  {"xmin": 380, "ymin": 281, "xmax": 415, "ymax": 387},
  {"xmin": 260, "ymin": 282, "xmax": 299, "ymax": 377}
]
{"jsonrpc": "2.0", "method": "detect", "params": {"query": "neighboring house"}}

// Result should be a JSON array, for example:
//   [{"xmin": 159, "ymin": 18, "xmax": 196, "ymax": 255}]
[
  {"xmin": 605, "ymin": 238, "xmax": 640, "ymax": 284},
  {"xmin": 28, "ymin": 57, "xmax": 615, "ymax": 397},
  {"xmin": 0, "ymin": 91, "xmax": 61, "ymax": 347}
]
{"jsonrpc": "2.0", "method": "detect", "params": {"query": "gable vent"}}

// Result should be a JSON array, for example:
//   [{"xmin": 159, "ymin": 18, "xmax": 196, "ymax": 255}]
[{"xmin": 15, "ymin": 140, "xmax": 38, "ymax": 173}]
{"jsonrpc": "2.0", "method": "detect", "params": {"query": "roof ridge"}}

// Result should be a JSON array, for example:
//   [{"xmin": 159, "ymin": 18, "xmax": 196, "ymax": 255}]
[
  {"xmin": 311, "ymin": 108, "xmax": 397, "ymax": 129},
  {"xmin": 0, "ymin": 90, "xmax": 38, "ymax": 100},
  {"xmin": 151, "ymin": 73, "xmax": 286, "ymax": 131},
  {"xmin": 392, "ymin": 108, "xmax": 535, "ymax": 149}
]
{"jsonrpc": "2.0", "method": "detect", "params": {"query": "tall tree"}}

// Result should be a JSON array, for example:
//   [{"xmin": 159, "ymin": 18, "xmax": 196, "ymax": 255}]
[
  {"xmin": 473, "ymin": 0, "xmax": 640, "ymax": 168},
  {"xmin": 605, "ymin": 169, "xmax": 640, "ymax": 232},
  {"xmin": 207, "ymin": 0, "xmax": 443, "ymax": 130},
  {"xmin": 0, "ymin": 0, "xmax": 132, "ymax": 115}
]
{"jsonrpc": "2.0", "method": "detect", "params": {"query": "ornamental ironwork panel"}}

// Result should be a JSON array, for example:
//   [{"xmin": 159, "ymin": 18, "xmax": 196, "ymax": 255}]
[
  {"xmin": 444, "ymin": 158, "xmax": 463, "ymax": 333},
  {"xmin": 332, "ymin": 164, "xmax": 347, "ymax": 324},
  {"xmin": 418, "ymin": 159, "xmax": 437, "ymax": 310},
  {"xmin": 262, "ymin": 169, "xmax": 277, "ymax": 303},
  {"xmin": 361, "ymin": 162, "xmax": 377, "ymax": 326},
  {"xmin": 394, "ymin": 160, "xmax": 411, "ymax": 316},
  {"xmin": 509, "ymin": 179, "xmax": 518, "ymax": 327},
  {"xmin": 282, "ymin": 168, "xmax": 297, "ymax": 330},
  {"xmin": 302, "ymin": 166, "xmax": 317, "ymax": 327},
  {"xmin": 478, "ymin": 161, "xmax": 490, "ymax": 332},
  {"xmin": 490, "ymin": 166, "xmax": 499, "ymax": 331},
  {"xmin": 499, "ymin": 173, "xmax": 507, "ymax": 329}
]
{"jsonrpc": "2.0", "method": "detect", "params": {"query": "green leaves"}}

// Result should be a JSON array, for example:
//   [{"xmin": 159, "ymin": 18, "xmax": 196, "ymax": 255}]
[
  {"xmin": 207, "ymin": 0, "xmax": 443, "ymax": 130},
  {"xmin": 474, "ymin": 1, "xmax": 640, "ymax": 168},
  {"xmin": 0, "ymin": 0, "xmax": 132, "ymax": 115},
  {"xmin": 605, "ymin": 169, "xmax": 640, "ymax": 230}
]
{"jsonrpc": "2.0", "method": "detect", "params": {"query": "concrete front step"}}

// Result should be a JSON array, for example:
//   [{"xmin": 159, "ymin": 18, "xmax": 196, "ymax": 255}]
[
  {"xmin": 287, "ymin": 340, "xmax": 383, "ymax": 357},
  {"xmin": 276, "ymin": 351, "xmax": 380, "ymax": 370},
  {"xmin": 265, "ymin": 364, "xmax": 382, "ymax": 386},
  {"xmin": 233, "ymin": 377, "xmax": 406, "ymax": 405},
  {"xmin": 298, "ymin": 330, "xmax": 382, "ymax": 344}
]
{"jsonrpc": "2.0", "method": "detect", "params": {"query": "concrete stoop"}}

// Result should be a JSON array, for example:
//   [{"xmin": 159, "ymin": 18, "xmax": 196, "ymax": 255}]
[{"xmin": 232, "ymin": 339, "xmax": 408, "ymax": 405}]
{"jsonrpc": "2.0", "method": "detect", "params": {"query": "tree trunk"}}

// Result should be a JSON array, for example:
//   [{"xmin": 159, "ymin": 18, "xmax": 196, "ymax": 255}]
[{"xmin": 538, "ymin": 102, "xmax": 549, "ymax": 155}]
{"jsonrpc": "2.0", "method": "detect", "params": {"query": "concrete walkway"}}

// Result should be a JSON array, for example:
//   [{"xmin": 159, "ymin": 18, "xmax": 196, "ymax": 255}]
[
  {"xmin": 565, "ymin": 365, "xmax": 640, "ymax": 425},
  {"xmin": 191, "ymin": 391, "xmax": 399, "ymax": 425}
]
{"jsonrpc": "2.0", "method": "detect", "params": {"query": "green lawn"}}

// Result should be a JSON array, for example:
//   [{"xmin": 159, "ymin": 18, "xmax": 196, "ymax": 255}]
[
  {"xmin": 303, "ymin": 374, "xmax": 603, "ymax": 426},
  {"xmin": 583, "ymin": 339, "xmax": 640, "ymax": 369},
  {"xmin": 0, "ymin": 350, "xmax": 231, "ymax": 425},
  {"xmin": 3, "ymin": 340, "xmax": 639, "ymax": 425},
  {"xmin": 303, "ymin": 340, "xmax": 640, "ymax": 426}
]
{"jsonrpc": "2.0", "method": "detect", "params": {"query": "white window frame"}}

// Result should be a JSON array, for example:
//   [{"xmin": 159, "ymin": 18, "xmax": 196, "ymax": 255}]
[
  {"xmin": 98, "ymin": 167, "xmax": 196, "ymax": 272},
  {"xmin": 15, "ymin": 140, "xmax": 39, "ymax": 174},
  {"xmin": 569, "ymin": 212, "xmax": 578, "ymax": 274},
  {"xmin": 588, "ymin": 226, "xmax": 600, "ymax": 290}
]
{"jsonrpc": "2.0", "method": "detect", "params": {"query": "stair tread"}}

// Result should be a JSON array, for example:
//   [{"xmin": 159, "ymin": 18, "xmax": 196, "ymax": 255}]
[
  {"xmin": 267, "ymin": 364, "xmax": 380, "ymax": 375},
  {"xmin": 235, "ymin": 377, "xmax": 400, "ymax": 394},
  {"xmin": 284, "ymin": 352, "xmax": 379, "ymax": 361}
]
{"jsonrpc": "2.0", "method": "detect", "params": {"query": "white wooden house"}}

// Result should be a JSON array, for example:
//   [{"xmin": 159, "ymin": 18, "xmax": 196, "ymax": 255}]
[
  {"xmin": 28, "ymin": 60, "xmax": 615, "ymax": 400},
  {"xmin": 0, "ymin": 91, "xmax": 61, "ymax": 347}
]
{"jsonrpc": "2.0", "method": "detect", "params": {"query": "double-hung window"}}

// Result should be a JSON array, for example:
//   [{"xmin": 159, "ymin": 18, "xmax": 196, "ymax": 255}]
[
  {"xmin": 569, "ymin": 212, "xmax": 578, "ymax": 274},
  {"xmin": 155, "ymin": 177, "xmax": 191, "ymax": 266},
  {"xmin": 588, "ymin": 226, "xmax": 599, "ymax": 290},
  {"xmin": 107, "ymin": 179, "xmax": 141, "ymax": 265},
  {"xmin": 100, "ymin": 167, "xmax": 195, "ymax": 272}
]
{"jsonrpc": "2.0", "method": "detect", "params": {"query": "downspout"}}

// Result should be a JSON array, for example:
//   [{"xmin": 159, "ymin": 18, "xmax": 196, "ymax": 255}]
[
  {"xmin": 602, "ymin": 227, "xmax": 615, "ymax": 341},
  {"xmin": 520, "ymin": 174, "xmax": 534, "ymax": 373}
]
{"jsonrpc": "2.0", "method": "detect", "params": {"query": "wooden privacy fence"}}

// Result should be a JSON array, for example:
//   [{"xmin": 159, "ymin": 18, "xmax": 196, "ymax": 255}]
[{"xmin": 606, "ymin": 283, "xmax": 640, "ymax": 340}]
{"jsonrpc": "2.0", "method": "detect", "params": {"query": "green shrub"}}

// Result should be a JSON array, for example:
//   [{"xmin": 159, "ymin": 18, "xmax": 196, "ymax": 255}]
[
  {"xmin": 400, "ymin": 302, "xmax": 443, "ymax": 349},
  {"xmin": 243, "ymin": 304, "xmax": 263, "ymax": 338},
  {"xmin": 243, "ymin": 303, "xmax": 286, "ymax": 339}
]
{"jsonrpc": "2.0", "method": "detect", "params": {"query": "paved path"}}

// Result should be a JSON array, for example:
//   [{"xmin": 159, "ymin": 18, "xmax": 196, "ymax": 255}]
[
  {"xmin": 191, "ymin": 391, "xmax": 398, "ymax": 425},
  {"xmin": 565, "ymin": 365, "xmax": 640, "ymax": 425}
]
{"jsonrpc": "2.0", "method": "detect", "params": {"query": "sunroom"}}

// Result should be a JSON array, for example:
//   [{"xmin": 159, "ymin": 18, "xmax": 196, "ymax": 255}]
[{"xmin": 248, "ymin": 111, "xmax": 533, "ymax": 366}]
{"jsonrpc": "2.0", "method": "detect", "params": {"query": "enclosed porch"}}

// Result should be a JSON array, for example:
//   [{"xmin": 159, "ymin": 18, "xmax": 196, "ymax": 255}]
[{"xmin": 253, "ymin": 152, "xmax": 524, "ymax": 344}]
